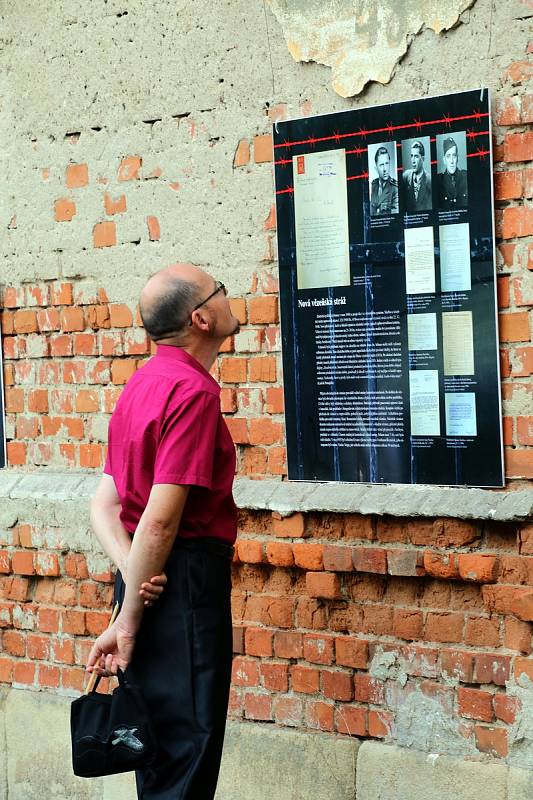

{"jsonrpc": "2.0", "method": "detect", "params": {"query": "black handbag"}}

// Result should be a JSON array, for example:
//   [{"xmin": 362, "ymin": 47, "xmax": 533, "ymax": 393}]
[{"xmin": 71, "ymin": 668, "xmax": 157, "ymax": 777}]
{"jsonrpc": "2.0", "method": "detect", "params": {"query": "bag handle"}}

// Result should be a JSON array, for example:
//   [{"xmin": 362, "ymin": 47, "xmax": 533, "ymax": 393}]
[{"xmin": 84, "ymin": 603, "xmax": 120, "ymax": 695}]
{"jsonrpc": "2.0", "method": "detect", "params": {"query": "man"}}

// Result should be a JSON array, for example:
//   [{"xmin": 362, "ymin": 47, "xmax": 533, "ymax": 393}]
[
  {"xmin": 87, "ymin": 263, "xmax": 241, "ymax": 799},
  {"xmin": 437, "ymin": 136, "xmax": 468, "ymax": 209},
  {"xmin": 370, "ymin": 145, "xmax": 399, "ymax": 216},
  {"xmin": 402, "ymin": 140, "xmax": 432, "ymax": 212}
]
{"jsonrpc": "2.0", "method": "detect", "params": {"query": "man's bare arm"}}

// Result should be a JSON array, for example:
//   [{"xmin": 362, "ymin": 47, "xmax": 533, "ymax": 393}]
[
  {"xmin": 87, "ymin": 483, "xmax": 189, "ymax": 675},
  {"xmin": 90, "ymin": 474, "xmax": 132, "ymax": 577}
]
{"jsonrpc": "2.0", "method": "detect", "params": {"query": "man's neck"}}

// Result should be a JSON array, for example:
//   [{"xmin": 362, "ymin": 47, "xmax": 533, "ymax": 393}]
[{"xmin": 155, "ymin": 337, "xmax": 223, "ymax": 372}]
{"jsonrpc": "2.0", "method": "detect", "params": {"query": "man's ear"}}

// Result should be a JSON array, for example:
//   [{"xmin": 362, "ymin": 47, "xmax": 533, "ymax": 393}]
[{"xmin": 190, "ymin": 307, "xmax": 211, "ymax": 332}]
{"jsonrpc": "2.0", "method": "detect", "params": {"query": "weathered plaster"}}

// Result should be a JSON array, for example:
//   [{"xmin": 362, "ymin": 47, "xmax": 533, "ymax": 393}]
[{"xmin": 266, "ymin": 0, "xmax": 477, "ymax": 97}]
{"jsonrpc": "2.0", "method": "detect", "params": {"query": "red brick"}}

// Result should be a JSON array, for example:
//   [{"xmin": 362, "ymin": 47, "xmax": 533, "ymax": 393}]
[
  {"xmin": 458, "ymin": 686, "xmax": 494, "ymax": 722},
  {"xmin": 62, "ymin": 610, "xmax": 87, "ymax": 635},
  {"xmin": 38, "ymin": 664, "xmax": 60, "ymax": 689},
  {"xmin": 220, "ymin": 357, "xmax": 247, "ymax": 384},
  {"xmin": 494, "ymin": 170, "xmax": 523, "ymax": 201},
  {"xmin": 393, "ymin": 609, "xmax": 423, "ymax": 640},
  {"xmin": 93, "ymin": 221, "xmax": 117, "ymax": 248},
  {"xmin": 249, "ymin": 418, "xmax": 283, "ymax": 445},
  {"xmin": 424, "ymin": 612, "xmax": 464, "ymax": 643},
  {"xmin": 306, "ymin": 572, "xmax": 341, "ymax": 600},
  {"xmin": 504, "ymin": 131, "xmax": 533, "ymax": 163},
  {"xmin": 243, "ymin": 691, "xmax": 272, "ymax": 721},
  {"xmin": 323, "ymin": 544, "xmax": 354, "ymax": 572},
  {"xmin": 475, "ymin": 654, "xmax": 511, "ymax": 687},
  {"xmin": 504, "ymin": 617, "xmax": 532, "ymax": 654},
  {"xmin": 13, "ymin": 310, "xmax": 38, "ymax": 334},
  {"xmin": 352, "ymin": 547, "xmax": 387, "ymax": 574},
  {"xmin": 248, "ymin": 296, "xmax": 279, "ymax": 324},
  {"xmin": 334, "ymin": 637, "xmax": 368, "ymax": 669},
  {"xmin": 423, "ymin": 551, "xmax": 459, "ymax": 580},
  {"xmin": 2, "ymin": 630, "xmax": 25, "ymax": 657},
  {"xmin": 273, "ymin": 695, "xmax": 303, "ymax": 726},
  {"xmin": 253, "ymin": 134, "xmax": 273, "ymax": 163},
  {"xmin": 354, "ymin": 673, "xmax": 385, "ymax": 704},
  {"xmin": 265, "ymin": 542, "xmax": 294, "ymax": 567},
  {"xmin": 60, "ymin": 307, "xmax": 85, "ymax": 333},
  {"xmin": 11, "ymin": 551, "xmax": 35, "ymax": 576},
  {"xmin": 37, "ymin": 607, "xmax": 59, "ymax": 633},
  {"xmin": 7, "ymin": 442, "xmax": 26, "ymax": 466},
  {"xmin": 368, "ymin": 709, "xmax": 393, "ymax": 738},
  {"xmin": 436, "ymin": 519, "xmax": 480, "ymax": 548},
  {"xmin": 104, "ymin": 193, "xmax": 126, "ymax": 215},
  {"xmin": 335, "ymin": 704, "xmax": 368, "ymax": 737},
  {"xmin": 303, "ymin": 634, "xmax": 334, "ymax": 665},
  {"xmin": 493, "ymin": 96, "xmax": 521, "ymax": 126},
  {"xmin": 514, "ymin": 657, "xmax": 533, "ymax": 682},
  {"xmin": 272, "ymin": 513, "xmax": 304, "ymax": 538},
  {"xmin": 464, "ymin": 616, "xmax": 500, "ymax": 648},
  {"xmin": 109, "ymin": 304, "xmax": 133, "ymax": 328},
  {"xmin": 511, "ymin": 589, "xmax": 533, "ymax": 621},
  {"xmin": 517, "ymin": 416, "xmax": 533, "ymax": 445},
  {"xmin": 54, "ymin": 198, "xmax": 77, "ymax": 222},
  {"xmin": 27, "ymin": 389, "xmax": 48, "ymax": 413},
  {"xmin": 66, "ymin": 163, "xmax": 88, "ymax": 188},
  {"xmin": 50, "ymin": 283, "xmax": 73, "ymax": 306},
  {"xmin": 291, "ymin": 665, "xmax": 319, "ymax": 694},
  {"xmin": 305, "ymin": 700, "xmax": 334, "ymax": 732},
  {"xmin": 273, "ymin": 631, "xmax": 303, "ymax": 659},
  {"xmin": 232, "ymin": 656, "xmax": 260, "ymax": 687},
  {"xmin": 322, "ymin": 669, "xmax": 353, "ymax": 701},
  {"xmin": 229, "ymin": 298, "xmax": 247, "ymax": 324},
  {"xmin": 506, "ymin": 450, "xmax": 533, "ymax": 479},
  {"xmin": 245, "ymin": 627, "xmax": 273, "ymax": 657},
  {"xmin": 458, "ymin": 554, "xmax": 499, "ymax": 583},
  {"xmin": 264, "ymin": 387, "xmax": 284, "ymax": 414},
  {"xmin": 233, "ymin": 139, "xmax": 250, "ymax": 168},
  {"xmin": 5, "ymin": 388, "xmax": 24, "ymax": 413},
  {"xmin": 236, "ymin": 539, "xmax": 263, "ymax": 564},
  {"xmin": 13, "ymin": 661, "xmax": 36, "ymax": 686},
  {"xmin": 292, "ymin": 543, "xmax": 323, "ymax": 571},
  {"xmin": 501, "ymin": 207, "xmax": 533, "ymax": 240},
  {"xmin": 249, "ymin": 356, "xmax": 276, "ymax": 382},
  {"xmin": 111, "ymin": 359, "xmax": 137, "ymax": 384},
  {"xmin": 118, "ymin": 156, "xmax": 142, "ymax": 181},
  {"xmin": 474, "ymin": 725, "xmax": 508, "ymax": 758},
  {"xmin": 493, "ymin": 693, "xmax": 520, "ymax": 725},
  {"xmin": 441, "ymin": 649, "xmax": 475, "ymax": 683},
  {"xmin": 220, "ymin": 388, "xmax": 237, "ymax": 413},
  {"xmin": 61, "ymin": 666, "xmax": 85, "ymax": 692},
  {"xmin": 261, "ymin": 662, "xmax": 289, "ymax": 692}
]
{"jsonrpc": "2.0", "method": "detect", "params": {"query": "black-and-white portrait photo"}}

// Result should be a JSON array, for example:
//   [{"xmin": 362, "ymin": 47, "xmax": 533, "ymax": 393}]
[
  {"xmin": 368, "ymin": 142, "xmax": 399, "ymax": 217},
  {"xmin": 401, "ymin": 137, "xmax": 432, "ymax": 212},
  {"xmin": 436, "ymin": 131, "xmax": 468, "ymax": 210}
]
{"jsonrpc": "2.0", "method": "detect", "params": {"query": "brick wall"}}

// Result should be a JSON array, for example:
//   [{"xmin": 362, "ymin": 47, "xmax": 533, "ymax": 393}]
[{"xmin": 1, "ymin": 49, "xmax": 532, "ymax": 766}]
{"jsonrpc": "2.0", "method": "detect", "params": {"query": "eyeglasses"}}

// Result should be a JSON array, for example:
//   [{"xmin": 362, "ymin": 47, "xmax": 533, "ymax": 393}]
[{"xmin": 189, "ymin": 280, "xmax": 227, "ymax": 323}]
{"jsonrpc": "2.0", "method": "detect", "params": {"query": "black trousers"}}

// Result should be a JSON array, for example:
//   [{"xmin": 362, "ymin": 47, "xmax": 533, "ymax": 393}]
[{"xmin": 114, "ymin": 537, "xmax": 234, "ymax": 800}]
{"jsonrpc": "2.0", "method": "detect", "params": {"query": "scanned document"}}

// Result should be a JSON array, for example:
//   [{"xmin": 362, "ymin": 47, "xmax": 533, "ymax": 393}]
[
  {"xmin": 442, "ymin": 311, "xmax": 474, "ymax": 375},
  {"xmin": 409, "ymin": 370, "xmax": 440, "ymax": 436},
  {"xmin": 439, "ymin": 223, "xmax": 471, "ymax": 292},
  {"xmin": 404, "ymin": 227, "xmax": 436, "ymax": 295},
  {"xmin": 445, "ymin": 392, "xmax": 477, "ymax": 437},
  {"xmin": 407, "ymin": 313, "xmax": 438, "ymax": 351},
  {"xmin": 293, "ymin": 149, "xmax": 351, "ymax": 290}
]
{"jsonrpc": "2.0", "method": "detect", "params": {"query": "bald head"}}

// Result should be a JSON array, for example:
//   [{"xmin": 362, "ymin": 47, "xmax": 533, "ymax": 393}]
[{"xmin": 140, "ymin": 263, "xmax": 207, "ymax": 341}]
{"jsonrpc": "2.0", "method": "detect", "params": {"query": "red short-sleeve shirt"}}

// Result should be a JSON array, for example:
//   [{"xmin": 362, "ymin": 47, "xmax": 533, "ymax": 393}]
[{"xmin": 104, "ymin": 345, "xmax": 237, "ymax": 544}]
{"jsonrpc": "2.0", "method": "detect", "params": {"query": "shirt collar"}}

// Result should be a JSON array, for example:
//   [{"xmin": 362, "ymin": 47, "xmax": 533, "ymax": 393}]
[{"xmin": 155, "ymin": 344, "xmax": 219, "ymax": 386}]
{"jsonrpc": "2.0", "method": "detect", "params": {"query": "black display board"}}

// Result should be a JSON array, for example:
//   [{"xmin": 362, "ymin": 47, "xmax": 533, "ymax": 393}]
[{"xmin": 274, "ymin": 89, "xmax": 503, "ymax": 487}]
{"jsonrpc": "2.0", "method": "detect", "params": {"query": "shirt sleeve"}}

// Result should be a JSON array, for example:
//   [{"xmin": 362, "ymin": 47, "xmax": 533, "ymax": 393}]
[{"xmin": 153, "ymin": 390, "xmax": 221, "ymax": 488}]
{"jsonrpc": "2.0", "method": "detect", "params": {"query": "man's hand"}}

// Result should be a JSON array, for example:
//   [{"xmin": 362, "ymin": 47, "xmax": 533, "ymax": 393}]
[
  {"xmin": 139, "ymin": 572, "xmax": 167, "ymax": 606},
  {"xmin": 86, "ymin": 617, "xmax": 136, "ymax": 677}
]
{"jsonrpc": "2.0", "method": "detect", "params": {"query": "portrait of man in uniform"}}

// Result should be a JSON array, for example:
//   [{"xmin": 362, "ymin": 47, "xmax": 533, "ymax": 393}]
[
  {"xmin": 436, "ymin": 132, "xmax": 468, "ymax": 210},
  {"xmin": 402, "ymin": 137, "xmax": 432, "ymax": 212},
  {"xmin": 368, "ymin": 143, "xmax": 399, "ymax": 217}
]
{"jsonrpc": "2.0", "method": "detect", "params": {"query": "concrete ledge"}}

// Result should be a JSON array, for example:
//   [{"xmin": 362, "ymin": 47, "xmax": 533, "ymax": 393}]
[
  {"xmin": 356, "ymin": 741, "xmax": 533, "ymax": 800},
  {"xmin": 1, "ymin": 470, "xmax": 532, "ymax": 522},
  {"xmin": 216, "ymin": 720, "xmax": 359, "ymax": 800},
  {"xmin": 0, "ymin": 688, "xmax": 357, "ymax": 800}
]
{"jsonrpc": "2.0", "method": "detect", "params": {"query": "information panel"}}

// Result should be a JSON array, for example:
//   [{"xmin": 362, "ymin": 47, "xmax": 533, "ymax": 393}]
[{"xmin": 274, "ymin": 89, "xmax": 503, "ymax": 487}]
